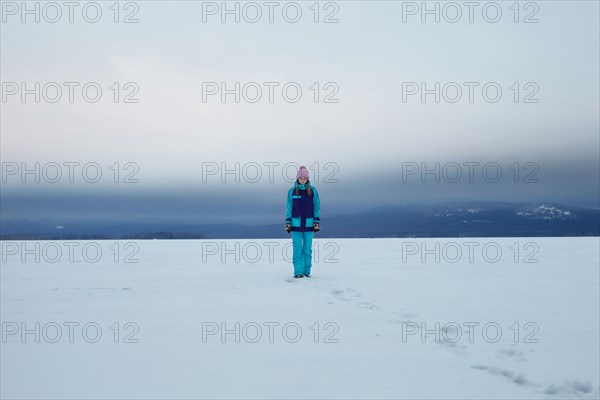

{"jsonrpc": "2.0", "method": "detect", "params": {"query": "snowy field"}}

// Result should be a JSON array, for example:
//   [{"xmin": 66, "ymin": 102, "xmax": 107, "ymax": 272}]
[{"xmin": 1, "ymin": 237, "xmax": 599, "ymax": 399}]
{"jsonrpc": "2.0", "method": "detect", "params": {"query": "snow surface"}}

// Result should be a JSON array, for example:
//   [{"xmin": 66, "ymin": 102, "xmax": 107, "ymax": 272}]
[{"xmin": 1, "ymin": 237, "xmax": 599, "ymax": 399}]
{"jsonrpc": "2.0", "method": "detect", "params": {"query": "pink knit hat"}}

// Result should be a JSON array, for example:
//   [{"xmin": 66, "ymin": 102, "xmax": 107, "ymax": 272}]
[{"xmin": 296, "ymin": 165, "xmax": 309, "ymax": 180}]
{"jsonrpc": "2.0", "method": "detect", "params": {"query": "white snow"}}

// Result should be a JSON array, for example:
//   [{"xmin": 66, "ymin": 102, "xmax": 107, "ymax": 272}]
[
  {"xmin": 516, "ymin": 205, "xmax": 576, "ymax": 220},
  {"xmin": 1, "ymin": 237, "xmax": 599, "ymax": 399}
]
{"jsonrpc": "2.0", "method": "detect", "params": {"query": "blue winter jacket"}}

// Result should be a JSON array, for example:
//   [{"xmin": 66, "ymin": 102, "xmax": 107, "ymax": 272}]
[{"xmin": 285, "ymin": 181, "xmax": 320, "ymax": 232}]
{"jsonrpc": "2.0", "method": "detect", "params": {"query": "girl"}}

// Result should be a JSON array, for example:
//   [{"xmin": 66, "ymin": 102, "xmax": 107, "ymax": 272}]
[{"xmin": 285, "ymin": 165, "xmax": 321, "ymax": 278}]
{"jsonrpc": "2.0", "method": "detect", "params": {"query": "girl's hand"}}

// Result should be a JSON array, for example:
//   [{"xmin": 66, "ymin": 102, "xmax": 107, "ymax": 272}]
[
  {"xmin": 285, "ymin": 224, "xmax": 291, "ymax": 233},
  {"xmin": 313, "ymin": 223, "xmax": 320, "ymax": 232}
]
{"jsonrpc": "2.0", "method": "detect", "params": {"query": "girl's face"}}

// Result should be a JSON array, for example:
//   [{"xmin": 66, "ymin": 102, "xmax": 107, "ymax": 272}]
[{"xmin": 298, "ymin": 177, "xmax": 308, "ymax": 184}]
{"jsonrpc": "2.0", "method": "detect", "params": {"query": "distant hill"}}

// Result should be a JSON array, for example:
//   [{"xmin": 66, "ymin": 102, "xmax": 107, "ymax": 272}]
[
  {"xmin": 318, "ymin": 201, "xmax": 600, "ymax": 238},
  {"xmin": 1, "ymin": 201, "xmax": 598, "ymax": 239}
]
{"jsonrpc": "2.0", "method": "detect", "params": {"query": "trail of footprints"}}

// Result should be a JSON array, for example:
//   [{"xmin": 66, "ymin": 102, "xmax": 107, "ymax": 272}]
[
  {"xmin": 300, "ymin": 279, "xmax": 600, "ymax": 397},
  {"xmin": 306, "ymin": 280, "xmax": 411, "ymax": 319},
  {"xmin": 324, "ymin": 285, "xmax": 380, "ymax": 311}
]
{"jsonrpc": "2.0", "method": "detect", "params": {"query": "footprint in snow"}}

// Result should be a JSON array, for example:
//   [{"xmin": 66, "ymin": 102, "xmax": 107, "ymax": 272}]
[
  {"xmin": 390, "ymin": 311, "xmax": 419, "ymax": 320},
  {"xmin": 471, "ymin": 365, "xmax": 533, "ymax": 387},
  {"xmin": 300, "ymin": 280, "xmax": 420, "ymax": 325},
  {"xmin": 472, "ymin": 365, "xmax": 600, "ymax": 397},
  {"xmin": 543, "ymin": 380, "xmax": 598, "ymax": 396},
  {"xmin": 357, "ymin": 301, "xmax": 379, "ymax": 310},
  {"xmin": 328, "ymin": 287, "xmax": 370, "ymax": 307},
  {"xmin": 497, "ymin": 348, "xmax": 527, "ymax": 362}
]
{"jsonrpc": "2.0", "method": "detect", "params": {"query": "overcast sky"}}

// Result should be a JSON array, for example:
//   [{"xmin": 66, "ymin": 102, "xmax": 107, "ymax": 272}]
[{"xmin": 1, "ymin": 1, "xmax": 599, "ymax": 224}]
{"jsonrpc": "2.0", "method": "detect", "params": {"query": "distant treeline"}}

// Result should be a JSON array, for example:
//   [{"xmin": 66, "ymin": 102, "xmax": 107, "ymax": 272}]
[
  {"xmin": 0, "ymin": 232, "xmax": 209, "ymax": 240},
  {"xmin": 2, "ymin": 201, "xmax": 599, "ymax": 240}
]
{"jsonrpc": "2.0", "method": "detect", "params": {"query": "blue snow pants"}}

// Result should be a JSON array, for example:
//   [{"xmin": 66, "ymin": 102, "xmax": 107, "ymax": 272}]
[{"xmin": 291, "ymin": 231, "xmax": 313, "ymax": 276}]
